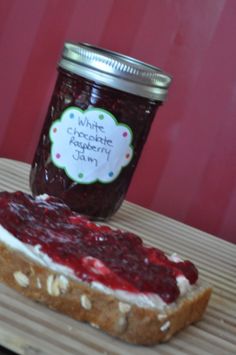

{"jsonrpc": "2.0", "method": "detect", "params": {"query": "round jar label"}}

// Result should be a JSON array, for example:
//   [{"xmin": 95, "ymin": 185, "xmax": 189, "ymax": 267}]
[{"xmin": 49, "ymin": 107, "xmax": 133, "ymax": 184}]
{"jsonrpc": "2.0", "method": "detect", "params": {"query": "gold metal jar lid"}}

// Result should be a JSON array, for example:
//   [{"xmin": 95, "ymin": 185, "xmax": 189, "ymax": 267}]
[{"xmin": 59, "ymin": 42, "xmax": 172, "ymax": 101}]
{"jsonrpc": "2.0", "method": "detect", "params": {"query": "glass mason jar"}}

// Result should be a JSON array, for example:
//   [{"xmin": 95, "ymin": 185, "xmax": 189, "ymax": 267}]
[{"xmin": 30, "ymin": 42, "xmax": 172, "ymax": 220}]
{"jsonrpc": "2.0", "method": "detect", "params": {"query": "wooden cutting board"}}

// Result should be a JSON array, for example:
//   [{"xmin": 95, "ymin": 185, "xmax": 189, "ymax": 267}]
[{"xmin": 0, "ymin": 158, "xmax": 235, "ymax": 355}]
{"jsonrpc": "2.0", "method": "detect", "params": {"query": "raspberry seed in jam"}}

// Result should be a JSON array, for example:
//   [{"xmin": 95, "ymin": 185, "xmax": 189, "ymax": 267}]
[{"xmin": 0, "ymin": 191, "xmax": 198, "ymax": 304}]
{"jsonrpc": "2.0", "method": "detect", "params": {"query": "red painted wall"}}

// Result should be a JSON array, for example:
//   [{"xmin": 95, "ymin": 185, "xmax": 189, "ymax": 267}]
[{"xmin": 0, "ymin": 0, "xmax": 235, "ymax": 243}]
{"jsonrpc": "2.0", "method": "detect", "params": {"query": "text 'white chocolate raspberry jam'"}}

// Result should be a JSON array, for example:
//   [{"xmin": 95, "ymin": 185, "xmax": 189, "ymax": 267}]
[{"xmin": 30, "ymin": 42, "xmax": 172, "ymax": 220}]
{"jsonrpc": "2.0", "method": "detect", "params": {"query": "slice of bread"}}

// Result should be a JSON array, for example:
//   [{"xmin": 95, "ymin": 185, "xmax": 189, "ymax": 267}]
[{"xmin": 0, "ymin": 192, "xmax": 212, "ymax": 345}]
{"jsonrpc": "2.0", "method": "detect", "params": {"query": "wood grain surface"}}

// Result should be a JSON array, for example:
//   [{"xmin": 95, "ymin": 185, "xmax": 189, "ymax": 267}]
[{"xmin": 0, "ymin": 158, "xmax": 235, "ymax": 355}]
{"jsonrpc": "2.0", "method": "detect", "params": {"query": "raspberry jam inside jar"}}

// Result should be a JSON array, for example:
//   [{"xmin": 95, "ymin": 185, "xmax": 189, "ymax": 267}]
[{"xmin": 30, "ymin": 43, "xmax": 172, "ymax": 219}]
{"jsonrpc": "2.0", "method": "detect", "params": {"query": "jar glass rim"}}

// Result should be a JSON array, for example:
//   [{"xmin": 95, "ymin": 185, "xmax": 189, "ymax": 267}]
[{"xmin": 58, "ymin": 42, "xmax": 172, "ymax": 101}]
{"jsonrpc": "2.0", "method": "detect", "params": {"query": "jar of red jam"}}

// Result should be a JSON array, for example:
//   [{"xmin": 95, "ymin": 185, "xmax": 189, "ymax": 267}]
[{"xmin": 30, "ymin": 42, "xmax": 172, "ymax": 220}]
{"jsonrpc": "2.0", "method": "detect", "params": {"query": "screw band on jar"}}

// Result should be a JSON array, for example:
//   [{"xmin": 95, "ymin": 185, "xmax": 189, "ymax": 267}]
[
  {"xmin": 59, "ymin": 42, "xmax": 171, "ymax": 101},
  {"xmin": 30, "ymin": 43, "xmax": 172, "ymax": 219}
]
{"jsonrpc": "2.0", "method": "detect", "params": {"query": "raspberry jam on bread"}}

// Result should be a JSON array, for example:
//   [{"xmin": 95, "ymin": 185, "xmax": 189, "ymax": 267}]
[
  {"xmin": 0, "ymin": 191, "xmax": 198, "ymax": 304},
  {"xmin": 0, "ymin": 191, "xmax": 212, "ymax": 345}
]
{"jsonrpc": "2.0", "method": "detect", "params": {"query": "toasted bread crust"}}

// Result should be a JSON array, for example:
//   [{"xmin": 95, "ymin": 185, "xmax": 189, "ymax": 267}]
[{"xmin": 0, "ymin": 243, "xmax": 212, "ymax": 345}]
